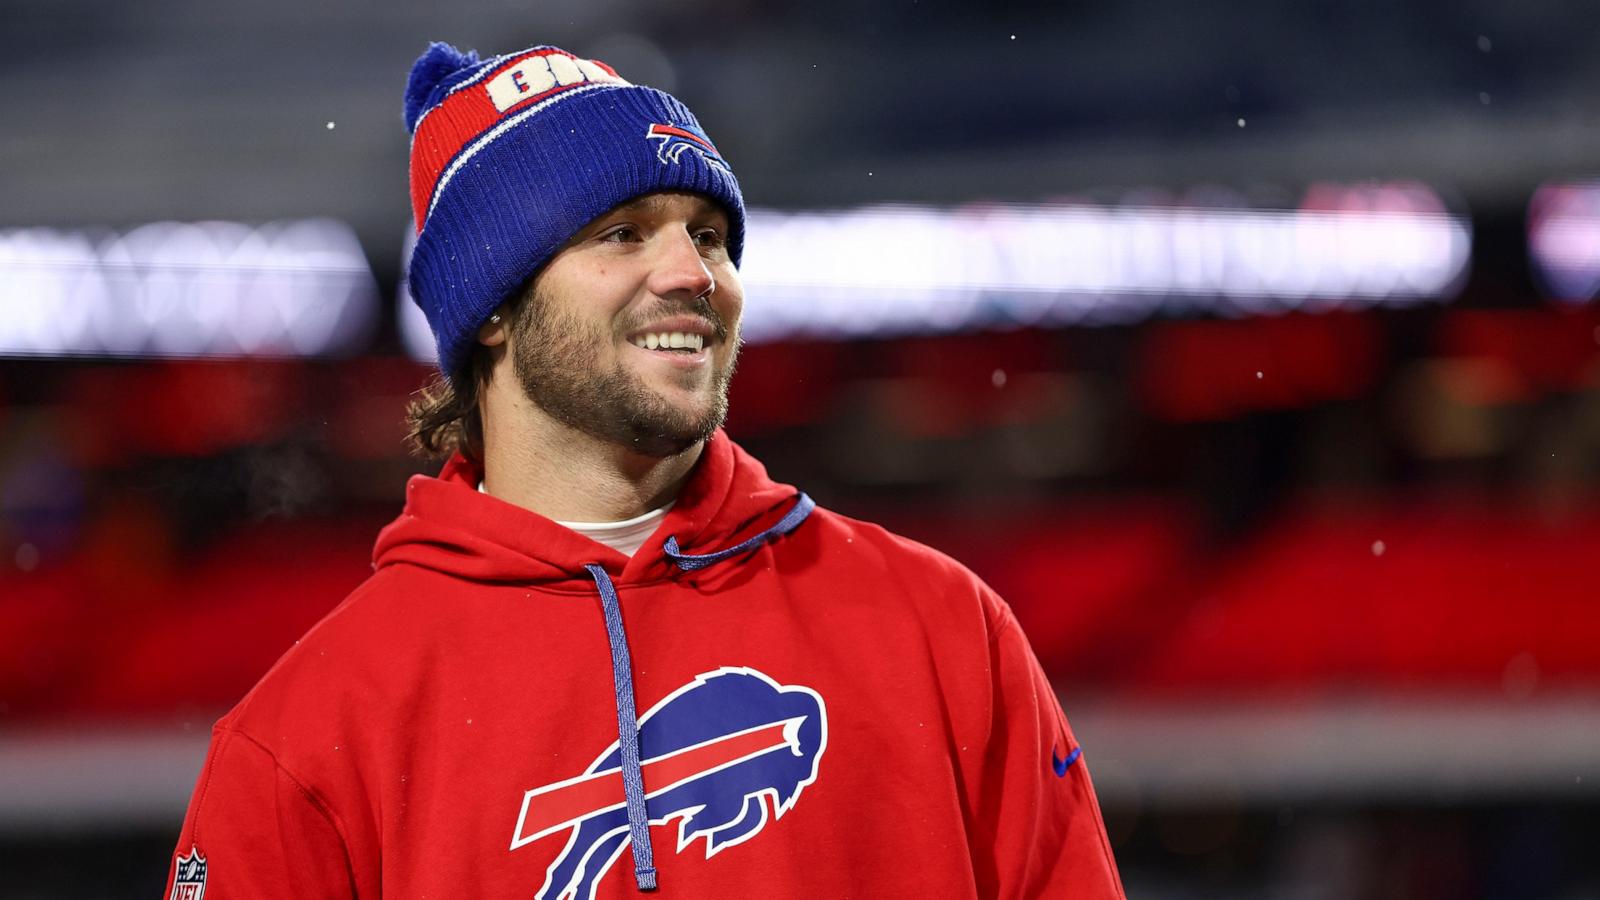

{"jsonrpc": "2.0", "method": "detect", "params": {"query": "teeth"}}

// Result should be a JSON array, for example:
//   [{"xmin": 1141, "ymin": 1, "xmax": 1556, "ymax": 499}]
[{"xmin": 630, "ymin": 332, "xmax": 705, "ymax": 352}]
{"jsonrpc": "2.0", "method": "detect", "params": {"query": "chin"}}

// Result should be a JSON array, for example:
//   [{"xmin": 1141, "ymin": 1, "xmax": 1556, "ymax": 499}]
[
  {"xmin": 620, "ymin": 430, "xmax": 702, "ymax": 459},
  {"xmin": 516, "ymin": 342, "xmax": 732, "ymax": 458},
  {"xmin": 618, "ymin": 394, "xmax": 727, "ymax": 458},
  {"xmin": 619, "ymin": 418, "xmax": 716, "ymax": 458}
]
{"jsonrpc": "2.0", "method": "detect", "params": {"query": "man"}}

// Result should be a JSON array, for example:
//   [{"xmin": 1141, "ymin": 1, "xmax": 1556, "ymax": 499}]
[{"xmin": 164, "ymin": 41, "xmax": 1124, "ymax": 899}]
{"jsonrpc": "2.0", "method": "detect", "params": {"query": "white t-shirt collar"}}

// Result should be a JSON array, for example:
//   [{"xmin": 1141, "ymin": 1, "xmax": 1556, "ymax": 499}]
[{"xmin": 479, "ymin": 481, "xmax": 672, "ymax": 557}]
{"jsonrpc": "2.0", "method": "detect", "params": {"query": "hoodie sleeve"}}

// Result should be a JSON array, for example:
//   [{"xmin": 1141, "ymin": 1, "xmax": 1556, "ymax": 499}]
[
  {"xmin": 163, "ymin": 726, "xmax": 357, "ymax": 899},
  {"xmin": 973, "ymin": 590, "xmax": 1126, "ymax": 900}
]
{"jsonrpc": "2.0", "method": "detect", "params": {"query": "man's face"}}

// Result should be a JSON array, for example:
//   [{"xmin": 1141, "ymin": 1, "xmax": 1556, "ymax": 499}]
[{"xmin": 502, "ymin": 191, "xmax": 743, "ymax": 458}]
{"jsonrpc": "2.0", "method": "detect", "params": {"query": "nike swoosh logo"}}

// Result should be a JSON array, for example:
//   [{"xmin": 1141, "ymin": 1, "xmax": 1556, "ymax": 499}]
[{"xmin": 1051, "ymin": 745, "xmax": 1082, "ymax": 777}]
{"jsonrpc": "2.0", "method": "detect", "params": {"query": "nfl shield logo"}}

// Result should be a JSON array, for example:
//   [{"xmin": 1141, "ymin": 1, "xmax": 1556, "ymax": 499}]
[{"xmin": 170, "ymin": 847, "xmax": 207, "ymax": 900}]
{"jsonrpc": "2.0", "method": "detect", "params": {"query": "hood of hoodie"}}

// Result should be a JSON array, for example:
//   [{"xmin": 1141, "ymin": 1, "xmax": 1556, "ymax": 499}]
[{"xmin": 372, "ymin": 431, "xmax": 801, "ymax": 587}]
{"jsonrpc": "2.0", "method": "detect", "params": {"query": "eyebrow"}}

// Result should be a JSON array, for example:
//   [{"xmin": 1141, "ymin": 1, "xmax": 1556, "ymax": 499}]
[{"xmin": 613, "ymin": 193, "xmax": 722, "ymax": 218}]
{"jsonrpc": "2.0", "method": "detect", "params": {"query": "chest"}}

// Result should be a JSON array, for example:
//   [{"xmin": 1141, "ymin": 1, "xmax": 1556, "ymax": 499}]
[{"xmin": 364, "ymin": 580, "xmax": 988, "ymax": 898}]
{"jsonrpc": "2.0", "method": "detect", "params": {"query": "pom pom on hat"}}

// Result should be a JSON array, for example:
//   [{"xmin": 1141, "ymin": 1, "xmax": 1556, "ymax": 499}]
[{"xmin": 404, "ymin": 42, "xmax": 480, "ymax": 133}]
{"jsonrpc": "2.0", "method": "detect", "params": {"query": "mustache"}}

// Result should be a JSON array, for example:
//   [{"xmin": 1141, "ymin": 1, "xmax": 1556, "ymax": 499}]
[{"xmin": 623, "ymin": 295, "xmax": 730, "ymax": 342}]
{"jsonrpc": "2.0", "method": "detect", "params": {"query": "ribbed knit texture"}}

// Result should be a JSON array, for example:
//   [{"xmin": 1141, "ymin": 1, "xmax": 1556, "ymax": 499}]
[{"xmin": 404, "ymin": 44, "xmax": 745, "ymax": 383}]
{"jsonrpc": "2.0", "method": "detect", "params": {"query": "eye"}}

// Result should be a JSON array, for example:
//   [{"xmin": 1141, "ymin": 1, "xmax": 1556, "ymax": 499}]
[
  {"xmin": 692, "ymin": 227, "xmax": 726, "ymax": 250},
  {"xmin": 599, "ymin": 225, "xmax": 640, "ymax": 243}
]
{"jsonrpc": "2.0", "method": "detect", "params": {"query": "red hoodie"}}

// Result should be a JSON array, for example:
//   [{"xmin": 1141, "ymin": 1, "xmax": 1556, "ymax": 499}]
[{"xmin": 164, "ymin": 434, "xmax": 1123, "ymax": 899}]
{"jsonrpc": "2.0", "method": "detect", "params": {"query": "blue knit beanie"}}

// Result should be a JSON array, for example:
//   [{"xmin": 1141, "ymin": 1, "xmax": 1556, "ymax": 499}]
[{"xmin": 404, "ymin": 42, "xmax": 745, "ymax": 383}]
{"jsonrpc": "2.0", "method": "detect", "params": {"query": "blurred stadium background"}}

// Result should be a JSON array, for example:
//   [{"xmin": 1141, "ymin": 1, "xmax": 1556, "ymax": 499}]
[{"xmin": 4, "ymin": 0, "xmax": 1600, "ymax": 896}]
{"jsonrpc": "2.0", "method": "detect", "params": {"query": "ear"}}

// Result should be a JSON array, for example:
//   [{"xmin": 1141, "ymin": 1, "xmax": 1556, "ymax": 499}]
[{"xmin": 478, "ymin": 309, "xmax": 508, "ymax": 347}]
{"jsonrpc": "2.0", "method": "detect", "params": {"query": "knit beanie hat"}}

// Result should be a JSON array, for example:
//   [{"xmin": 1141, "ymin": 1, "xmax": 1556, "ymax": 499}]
[{"xmin": 403, "ymin": 42, "xmax": 745, "ymax": 383}]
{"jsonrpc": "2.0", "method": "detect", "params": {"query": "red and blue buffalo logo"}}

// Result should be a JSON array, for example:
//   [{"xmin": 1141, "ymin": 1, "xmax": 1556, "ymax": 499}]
[
  {"xmin": 511, "ymin": 667, "xmax": 827, "ymax": 900},
  {"xmin": 645, "ymin": 122, "xmax": 731, "ymax": 172}
]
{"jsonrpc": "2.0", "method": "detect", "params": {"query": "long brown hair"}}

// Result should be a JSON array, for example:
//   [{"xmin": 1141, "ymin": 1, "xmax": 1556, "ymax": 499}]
[
  {"xmin": 404, "ymin": 297, "xmax": 517, "ymax": 461},
  {"xmin": 405, "ymin": 275, "xmax": 541, "ymax": 460},
  {"xmin": 403, "ymin": 361, "xmax": 485, "ymax": 461}
]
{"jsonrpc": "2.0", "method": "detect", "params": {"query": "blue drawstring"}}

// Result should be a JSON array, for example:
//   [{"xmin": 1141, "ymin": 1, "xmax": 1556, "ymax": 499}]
[
  {"xmin": 584, "ymin": 563, "xmax": 658, "ymax": 891},
  {"xmin": 663, "ymin": 493, "xmax": 814, "ymax": 570},
  {"xmin": 582, "ymin": 492, "xmax": 814, "ymax": 893}
]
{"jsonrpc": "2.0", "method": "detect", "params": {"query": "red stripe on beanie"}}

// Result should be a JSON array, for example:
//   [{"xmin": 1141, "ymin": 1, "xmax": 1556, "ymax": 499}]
[
  {"xmin": 647, "ymin": 123, "xmax": 718, "ymax": 154},
  {"xmin": 408, "ymin": 48, "xmax": 621, "ymax": 229}
]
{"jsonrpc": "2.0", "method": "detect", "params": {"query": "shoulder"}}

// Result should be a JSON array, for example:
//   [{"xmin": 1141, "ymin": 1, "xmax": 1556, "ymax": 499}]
[
  {"xmin": 795, "ymin": 504, "xmax": 1010, "ymax": 633},
  {"xmin": 803, "ymin": 505, "xmax": 977, "ymax": 579},
  {"xmin": 217, "ymin": 564, "xmax": 442, "ymax": 742}
]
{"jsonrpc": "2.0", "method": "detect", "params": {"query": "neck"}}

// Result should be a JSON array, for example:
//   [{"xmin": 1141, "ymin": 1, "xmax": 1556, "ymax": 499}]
[{"xmin": 479, "ymin": 385, "xmax": 703, "ymax": 523}]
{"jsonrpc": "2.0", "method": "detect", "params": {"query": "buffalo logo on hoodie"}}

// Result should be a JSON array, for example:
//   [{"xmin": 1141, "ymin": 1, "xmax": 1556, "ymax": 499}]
[{"xmin": 511, "ymin": 667, "xmax": 827, "ymax": 900}]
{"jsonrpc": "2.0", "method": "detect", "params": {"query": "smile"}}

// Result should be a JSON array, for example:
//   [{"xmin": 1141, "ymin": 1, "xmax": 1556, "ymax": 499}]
[{"xmin": 629, "ymin": 331, "xmax": 706, "ymax": 353}]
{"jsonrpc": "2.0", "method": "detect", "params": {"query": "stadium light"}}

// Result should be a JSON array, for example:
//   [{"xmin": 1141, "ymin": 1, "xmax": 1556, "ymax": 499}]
[
  {"xmin": 738, "ymin": 184, "xmax": 1469, "ymax": 341},
  {"xmin": 0, "ymin": 219, "xmax": 378, "ymax": 360},
  {"xmin": 1528, "ymin": 180, "xmax": 1600, "ymax": 302}
]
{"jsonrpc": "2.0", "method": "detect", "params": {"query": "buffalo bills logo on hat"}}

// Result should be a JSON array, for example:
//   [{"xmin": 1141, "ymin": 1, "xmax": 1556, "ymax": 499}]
[
  {"xmin": 511, "ymin": 667, "xmax": 827, "ymax": 900},
  {"xmin": 646, "ymin": 123, "xmax": 731, "ymax": 171}
]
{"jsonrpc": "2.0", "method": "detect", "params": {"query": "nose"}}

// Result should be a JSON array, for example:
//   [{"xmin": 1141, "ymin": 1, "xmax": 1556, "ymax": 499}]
[{"xmin": 646, "ymin": 227, "xmax": 715, "ymax": 301}]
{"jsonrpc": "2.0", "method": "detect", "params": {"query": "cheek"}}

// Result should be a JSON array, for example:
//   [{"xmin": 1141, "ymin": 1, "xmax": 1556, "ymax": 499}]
[
  {"xmin": 718, "ymin": 292, "xmax": 744, "ymax": 325},
  {"xmin": 714, "ymin": 268, "xmax": 745, "ymax": 320}
]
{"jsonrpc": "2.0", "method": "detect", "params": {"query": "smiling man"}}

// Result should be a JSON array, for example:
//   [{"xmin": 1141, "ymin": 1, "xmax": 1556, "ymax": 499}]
[{"xmin": 163, "ymin": 42, "xmax": 1124, "ymax": 900}]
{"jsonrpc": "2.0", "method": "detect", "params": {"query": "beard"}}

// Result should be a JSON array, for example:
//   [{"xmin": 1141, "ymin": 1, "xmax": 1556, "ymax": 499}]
[{"xmin": 507, "ymin": 285, "xmax": 738, "ymax": 459}]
